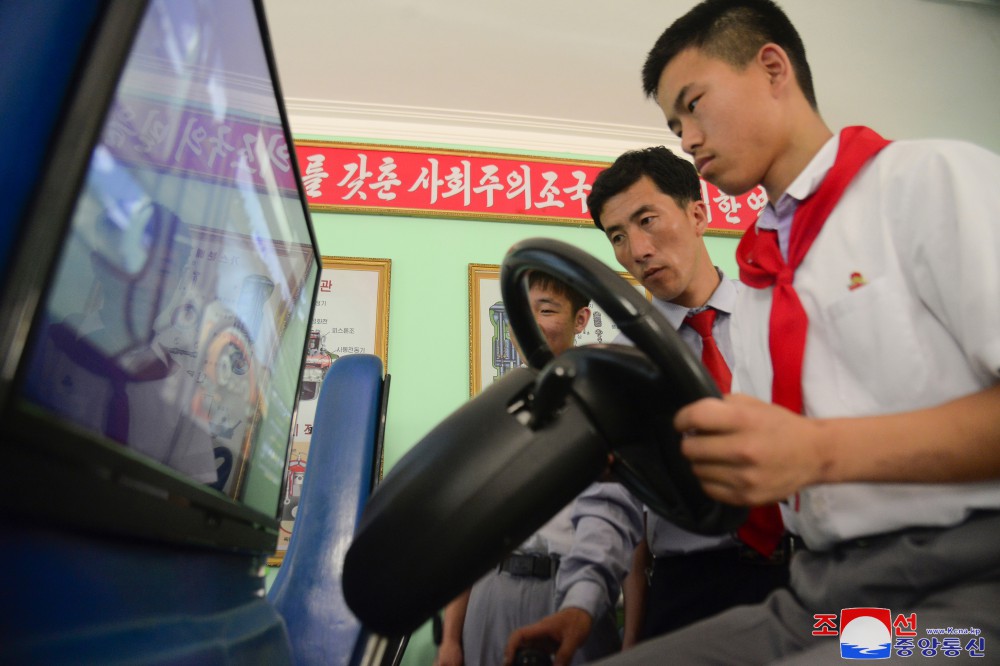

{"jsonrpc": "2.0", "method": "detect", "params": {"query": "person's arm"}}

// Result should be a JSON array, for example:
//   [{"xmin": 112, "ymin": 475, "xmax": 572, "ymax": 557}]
[
  {"xmin": 675, "ymin": 384, "xmax": 1000, "ymax": 507},
  {"xmin": 504, "ymin": 483, "xmax": 643, "ymax": 665},
  {"xmin": 621, "ymin": 536, "xmax": 649, "ymax": 650},
  {"xmin": 435, "ymin": 588, "xmax": 471, "ymax": 666}
]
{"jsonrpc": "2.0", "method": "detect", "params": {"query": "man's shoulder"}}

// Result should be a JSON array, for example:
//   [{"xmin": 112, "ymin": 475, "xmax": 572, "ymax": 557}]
[{"xmin": 878, "ymin": 138, "xmax": 1000, "ymax": 173}]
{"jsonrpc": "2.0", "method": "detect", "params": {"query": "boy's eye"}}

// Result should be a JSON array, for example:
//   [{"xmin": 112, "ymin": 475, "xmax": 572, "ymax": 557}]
[{"xmin": 687, "ymin": 96, "xmax": 700, "ymax": 112}]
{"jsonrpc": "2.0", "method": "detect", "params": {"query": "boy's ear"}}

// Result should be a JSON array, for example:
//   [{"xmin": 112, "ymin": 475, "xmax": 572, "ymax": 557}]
[
  {"xmin": 758, "ymin": 43, "xmax": 793, "ymax": 95},
  {"xmin": 575, "ymin": 307, "xmax": 592, "ymax": 334}
]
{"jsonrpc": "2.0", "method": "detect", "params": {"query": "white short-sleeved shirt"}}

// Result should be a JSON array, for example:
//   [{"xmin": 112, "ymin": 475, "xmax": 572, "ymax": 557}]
[{"xmin": 733, "ymin": 135, "xmax": 1000, "ymax": 550}]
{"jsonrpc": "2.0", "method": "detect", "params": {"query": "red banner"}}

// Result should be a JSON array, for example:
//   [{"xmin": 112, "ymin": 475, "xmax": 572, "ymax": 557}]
[{"xmin": 294, "ymin": 141, "xmax": 765, "ymax": 236}]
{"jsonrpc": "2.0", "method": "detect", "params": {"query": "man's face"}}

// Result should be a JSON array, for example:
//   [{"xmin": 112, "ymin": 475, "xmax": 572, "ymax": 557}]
[
  {"xmin": 528, "ymin": 283, "xmax": 588, "ymax": 357},
  {"xmin": 600, "ymin": 175, "xmax": 708, "ymax": 307},
  {"xmin": 655, "ymin": 47, "xmax": 782, "ymax": 196}
]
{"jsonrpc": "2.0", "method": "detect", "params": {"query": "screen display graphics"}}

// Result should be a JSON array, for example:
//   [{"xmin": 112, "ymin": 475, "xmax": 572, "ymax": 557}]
[{"xmin": 18, "ymin": 0, "xmax": 318, "ymax": 518}]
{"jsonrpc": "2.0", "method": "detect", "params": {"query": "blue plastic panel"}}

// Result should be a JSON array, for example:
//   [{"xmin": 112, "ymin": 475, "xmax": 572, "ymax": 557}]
[{"xmin": 269, "ymin": 354, "xmax": 385, "ymax": 665}]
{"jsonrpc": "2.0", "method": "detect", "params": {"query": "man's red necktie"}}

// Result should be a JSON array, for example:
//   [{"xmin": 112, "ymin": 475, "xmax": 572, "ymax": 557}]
[
  {"xmin": 685, "ymin": 308, "xmax": 784, "ymax": 557},
  {"xmin": 736, "ymin": 126, "xmax": 890, "ymax": 415}
]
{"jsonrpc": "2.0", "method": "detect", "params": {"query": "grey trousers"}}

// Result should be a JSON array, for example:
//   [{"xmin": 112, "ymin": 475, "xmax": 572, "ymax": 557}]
[
  {"xmin": 593, "ymin": 511, "xmax": 1000, "ymax": 665},
  {"xmin": 463, "ymin": 567, "xmax": 620, "ymax": 666}
]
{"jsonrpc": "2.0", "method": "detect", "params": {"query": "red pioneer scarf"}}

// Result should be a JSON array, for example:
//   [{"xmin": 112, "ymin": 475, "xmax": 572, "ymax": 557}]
[{"xmin": 735, "ymin": 126, "xmax": 890, "ymax": 414}]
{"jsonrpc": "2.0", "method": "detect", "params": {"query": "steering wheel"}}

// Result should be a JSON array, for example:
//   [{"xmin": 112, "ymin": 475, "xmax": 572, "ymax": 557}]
[
  {"xmin": 342, "ymin": 238, "xmax": 745, "ymax": 637},
  {"xmin": 501, "ymin": 237, "xmax": 745, "ymax": 533},
  {"xmin": 502, "ymin": 238, "xmax": 714, "ymax": 389}
]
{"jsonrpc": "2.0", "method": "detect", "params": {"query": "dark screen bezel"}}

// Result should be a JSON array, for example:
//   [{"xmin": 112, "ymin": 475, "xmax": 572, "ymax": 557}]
[{"xmin": 0, "ymin": 0, "xmax": 322, "ymax": 554}]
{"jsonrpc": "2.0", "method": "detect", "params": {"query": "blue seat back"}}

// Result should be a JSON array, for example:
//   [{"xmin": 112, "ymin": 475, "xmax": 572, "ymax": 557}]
[{"xmin": 269, "ymin": 353, "xmax": 385, "ymax": 665}]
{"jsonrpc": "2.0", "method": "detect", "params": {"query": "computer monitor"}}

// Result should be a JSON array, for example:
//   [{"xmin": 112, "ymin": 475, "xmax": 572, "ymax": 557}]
[{"xmin": 0, "ymin": 0, "xmax": 319, "ymax": 553}]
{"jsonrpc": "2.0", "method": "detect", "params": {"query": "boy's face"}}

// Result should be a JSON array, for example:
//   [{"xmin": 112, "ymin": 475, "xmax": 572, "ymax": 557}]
[
  {"xmin": 655, "ymin": 46, "xmax": 782, "ymax": 196},
  {"xmin": 528, "ymin": 284, "xmax": 588, "ymax": 357},
  {"xmin": 600, "ymin": 175, "xmax": 708, "ymax": 307}
]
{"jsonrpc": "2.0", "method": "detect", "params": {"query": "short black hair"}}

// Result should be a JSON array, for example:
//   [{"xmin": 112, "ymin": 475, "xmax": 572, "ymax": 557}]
[
  {"xmin": 587, "ymin": 146, "xmax": 701, "ymax": 231},
  {"xmin": 527, "ymin": 271, "xmax": 590, "ymax": 314},
  {"xmin": 642, "ymin": 0, "xmax": 817, "ymax": 110}
]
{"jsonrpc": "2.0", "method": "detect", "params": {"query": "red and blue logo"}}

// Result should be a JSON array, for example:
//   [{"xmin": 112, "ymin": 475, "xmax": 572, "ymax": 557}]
[{"xmin": 839, "ymin": 608, "xmax": 892, "ymax": 659}]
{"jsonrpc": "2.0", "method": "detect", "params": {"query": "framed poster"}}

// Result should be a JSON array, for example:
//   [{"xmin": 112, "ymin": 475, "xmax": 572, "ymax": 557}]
[
  {"xmin": 469, "ymin": 263, "xmax": 649, "ymax": 396},
  {"xmin": 269, "ymin": 256, "xmax": 391, "ymax": 565}
]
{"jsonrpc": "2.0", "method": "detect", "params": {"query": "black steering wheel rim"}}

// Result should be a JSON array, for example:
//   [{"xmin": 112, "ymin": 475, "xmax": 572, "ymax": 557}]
[
  {"xmin": 501, "ymin": 238, "xmax": 750, "ymax": 536},
  {"xmin": 500, "ymin": 237, "xmax": 721, "ymax": 401},
  {"xmin": 341, "ymin": 238, "xmax": 745, "ymax": 637}
]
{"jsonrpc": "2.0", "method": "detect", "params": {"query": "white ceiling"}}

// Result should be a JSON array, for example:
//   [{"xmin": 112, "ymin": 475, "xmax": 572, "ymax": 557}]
[{"xmin": 261, "ymin": 0, "xmax": 1000, "ymax": 156}]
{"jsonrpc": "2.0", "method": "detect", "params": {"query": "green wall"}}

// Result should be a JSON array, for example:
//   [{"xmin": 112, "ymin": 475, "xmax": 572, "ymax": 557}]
[{"xmin": 287, "ymin": 138, "xmax": 740, "ymax": 665}]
